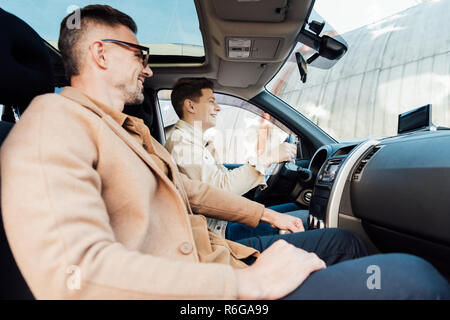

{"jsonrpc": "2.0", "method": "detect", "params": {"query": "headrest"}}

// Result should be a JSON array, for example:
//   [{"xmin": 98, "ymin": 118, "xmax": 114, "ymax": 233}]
[{"xmin": 0, "ymin": 9, "xmax": 54, "ymax": 108}]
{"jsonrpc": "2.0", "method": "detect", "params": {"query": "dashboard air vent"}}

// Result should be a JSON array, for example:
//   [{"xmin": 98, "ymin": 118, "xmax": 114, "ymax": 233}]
[{"xmin": 352, "ymin": 146, "xmax": 381, "ymax": 181}]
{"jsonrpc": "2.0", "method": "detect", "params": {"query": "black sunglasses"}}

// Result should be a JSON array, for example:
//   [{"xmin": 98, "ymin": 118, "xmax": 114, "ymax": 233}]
[{"xmin": 101, "ymin": 39, "xmax": 150, "ymax": 66}]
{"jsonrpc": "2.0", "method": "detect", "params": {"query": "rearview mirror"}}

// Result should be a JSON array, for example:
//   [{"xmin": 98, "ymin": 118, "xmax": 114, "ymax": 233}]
[
  {"xmin": 297, "ymin": 29, "xmax": 347, "ymax": 62},
  {"xmin": 319, "ymin": 35, "xmax": 347, "ymax": 60},
  {"xmin": 296, "ymin": 12, "xmax": 348, "ymax": 69}
]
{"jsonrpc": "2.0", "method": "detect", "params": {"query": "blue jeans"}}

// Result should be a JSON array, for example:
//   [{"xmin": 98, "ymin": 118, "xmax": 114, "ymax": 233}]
[
  {"xmin": 225, "ymin": 203, "xmax": 309, "ymax": 241},
  {"xmin": 235, "ymin": 229, "xmax": 450, "ymax": 300}
]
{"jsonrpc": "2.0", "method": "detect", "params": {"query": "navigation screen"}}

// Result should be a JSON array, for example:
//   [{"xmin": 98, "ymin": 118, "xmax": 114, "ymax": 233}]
[{"xmin": 398, "ymin": 104, "xmax": 431, "ymax": 134}]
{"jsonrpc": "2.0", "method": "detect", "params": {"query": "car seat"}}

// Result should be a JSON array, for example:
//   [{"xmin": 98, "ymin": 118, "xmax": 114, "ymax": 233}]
[{"xmin": 0, "ymin": 8, "xmax": 54, "ymax": 299}]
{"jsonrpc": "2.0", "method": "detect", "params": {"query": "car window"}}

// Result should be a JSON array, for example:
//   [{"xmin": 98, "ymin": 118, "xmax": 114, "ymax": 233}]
[
  {"xmin": 157, "ymin": 91, "xmax": 290, "ymax": 163},
  {"xmin": 205, "ymin": 98, "xmax": 290, "ymax": 164},
  {"xmin": 267, "ymin": 0, "xmax": 450, "ymax": 142}
]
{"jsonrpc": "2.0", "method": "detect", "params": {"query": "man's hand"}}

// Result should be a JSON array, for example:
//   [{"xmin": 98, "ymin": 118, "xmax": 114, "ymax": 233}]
[
  {"xmin": 259, "ymin": 142, "xmax": 297, "ymax": 168},
  {"xmin": 261, "ymin": 208, "xmax": 305, "ymax": 233},
  {"xmin": 235, "ymin": 240, "xmax": 326, "ymax": 299},
  {"xmin": 275, "ymin": 142, "xmax": 297, "ymax": 163}
]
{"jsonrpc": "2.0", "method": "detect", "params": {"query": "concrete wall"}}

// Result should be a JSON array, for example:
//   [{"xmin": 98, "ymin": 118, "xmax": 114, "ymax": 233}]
[{"xmin": 270, "ymin": 0, "xmax": 450, "ymax": 140}]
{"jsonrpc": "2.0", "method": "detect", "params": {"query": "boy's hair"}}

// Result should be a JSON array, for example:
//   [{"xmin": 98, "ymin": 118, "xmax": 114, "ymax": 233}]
[{"xmin": 171, "ymin": 78, "xmax": 214, "ymax": 119}]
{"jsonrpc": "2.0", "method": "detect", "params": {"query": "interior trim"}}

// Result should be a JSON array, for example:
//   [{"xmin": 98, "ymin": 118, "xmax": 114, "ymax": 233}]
[
  {"xmin": 326, "ymin": 139, "xmax": 379, "ymax": 228},
  {"xmin": 338, "ymin": 213, "xmax": 361, "ymax": 223}
]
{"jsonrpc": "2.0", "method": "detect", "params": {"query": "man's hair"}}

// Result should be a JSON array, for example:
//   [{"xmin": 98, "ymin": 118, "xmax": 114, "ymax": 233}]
[
  {"xmin": 171, "ymin": 78, "xmax": 214, "ymax": 119},
  {"xmin": 58, "ymin": 5, "xmax": 137, "ymax": 79}
]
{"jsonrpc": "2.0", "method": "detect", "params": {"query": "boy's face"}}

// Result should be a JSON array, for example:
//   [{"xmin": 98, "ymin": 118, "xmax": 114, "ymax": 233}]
[{"xmin": 189, "ymin": 88, "xmax": 221, "ymax": 131}]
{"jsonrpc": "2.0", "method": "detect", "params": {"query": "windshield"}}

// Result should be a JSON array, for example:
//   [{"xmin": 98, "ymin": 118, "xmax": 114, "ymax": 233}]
[
  {"xmin": 0, "ymin": 0, "xmax": 205, "ymax": 59},
  {"xmin": 268, "ymin": 0, "xmax": 450, "ymax": 141}
]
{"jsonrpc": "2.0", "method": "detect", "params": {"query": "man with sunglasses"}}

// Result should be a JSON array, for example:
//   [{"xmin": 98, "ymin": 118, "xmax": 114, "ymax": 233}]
[
  {"xmin": 79, "ymin": 35, "xmax": 151, "ymax": 107},
  {"xmin": 1, "ymin": 4, "xmax": 448, "ymax": 300}
]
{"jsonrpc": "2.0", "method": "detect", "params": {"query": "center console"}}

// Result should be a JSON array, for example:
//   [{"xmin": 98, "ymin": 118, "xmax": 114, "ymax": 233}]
[
  {"xmin": 307, "ymin": 140, "xmax": 379, "ymax": 229},
  {"xmin": 308, "ymin": 157, "xmax": 344, "ymax": 229}
]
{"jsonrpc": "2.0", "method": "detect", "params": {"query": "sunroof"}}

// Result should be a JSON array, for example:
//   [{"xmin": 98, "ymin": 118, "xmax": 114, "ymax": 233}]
[{"xmin": 0, "ymin": 0, "xmax": 205, "ymax": 60}]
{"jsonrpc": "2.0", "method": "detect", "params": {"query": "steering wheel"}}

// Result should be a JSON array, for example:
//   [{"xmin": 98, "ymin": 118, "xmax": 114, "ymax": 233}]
[
  {"xmin": 265, "ymin": 161, "xmax": 286, "ymax": 186},
  {"xmin": 253, "ymin": 136, "xmax": 314, "ymax": 202},
  {"xmin": 253, "ymin": 160, "xmax": 295, "ymax": 199}
]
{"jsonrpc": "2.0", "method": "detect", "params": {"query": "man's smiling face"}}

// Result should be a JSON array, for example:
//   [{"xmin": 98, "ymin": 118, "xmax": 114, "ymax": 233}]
[
  {"xmin": 190, "ymin": 88, "xmax": 221, "ymax": 131},
  {"xmin": 104, "ymin": 25, "xmax": 153, "ymax": 105}
]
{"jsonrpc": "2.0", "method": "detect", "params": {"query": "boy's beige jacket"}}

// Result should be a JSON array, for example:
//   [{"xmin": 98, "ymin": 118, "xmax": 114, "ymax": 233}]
[
  {"xmin": 0, "ymin": 87, "xmax": 264, "ymax": 299},
  {"xmin": 165, "ymin": 120, "xmax": 266, "ymax": 238}
]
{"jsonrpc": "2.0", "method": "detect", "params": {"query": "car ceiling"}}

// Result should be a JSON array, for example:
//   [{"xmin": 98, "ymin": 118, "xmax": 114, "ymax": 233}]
[{"xmin": 146, "ymin": 0, "xmax": 314, "ymax": 100}]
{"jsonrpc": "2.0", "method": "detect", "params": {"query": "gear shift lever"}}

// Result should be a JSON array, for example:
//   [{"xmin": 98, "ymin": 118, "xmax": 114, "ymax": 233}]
[{"xmin": 297, "ymin": 167, "xmax": 313, "ymax": 183}]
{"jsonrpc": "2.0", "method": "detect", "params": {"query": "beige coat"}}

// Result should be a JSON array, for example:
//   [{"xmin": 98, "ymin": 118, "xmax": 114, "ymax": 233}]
[
  {"xmin": 165, "ymin": 120, "xmax": 266, "ymax": 237},
  {"xmin": 0, "ymin": 87, "xmax": 264, "ymax": 299}
]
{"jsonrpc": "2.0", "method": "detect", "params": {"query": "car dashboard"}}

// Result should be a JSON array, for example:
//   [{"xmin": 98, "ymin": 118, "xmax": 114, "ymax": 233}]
[{"xmin": 306, "ymin": 130, "xmax": 450, "ymax": 277}]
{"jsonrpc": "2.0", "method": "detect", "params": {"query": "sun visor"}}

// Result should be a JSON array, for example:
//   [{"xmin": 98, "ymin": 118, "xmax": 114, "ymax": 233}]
[
  {"xmin": 212, "ymin": 0, "xmax": 288, "ymax": 22},
  {"xmin": 218, "ymin": 61, "xmax": 266, "ymax": 87}
]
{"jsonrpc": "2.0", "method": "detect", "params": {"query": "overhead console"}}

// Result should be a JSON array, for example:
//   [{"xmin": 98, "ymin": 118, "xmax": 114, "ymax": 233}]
[
  {"xmin": 179, "ymin": 0, "xmax": 315, "ymax": 92},
  {"xmin": 208, "ymin": 0, "xmax": 313, "ymax": 64},
  {"xmin": 225, "ymin": 37, "xmax": 282, "ymax": 60}
]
